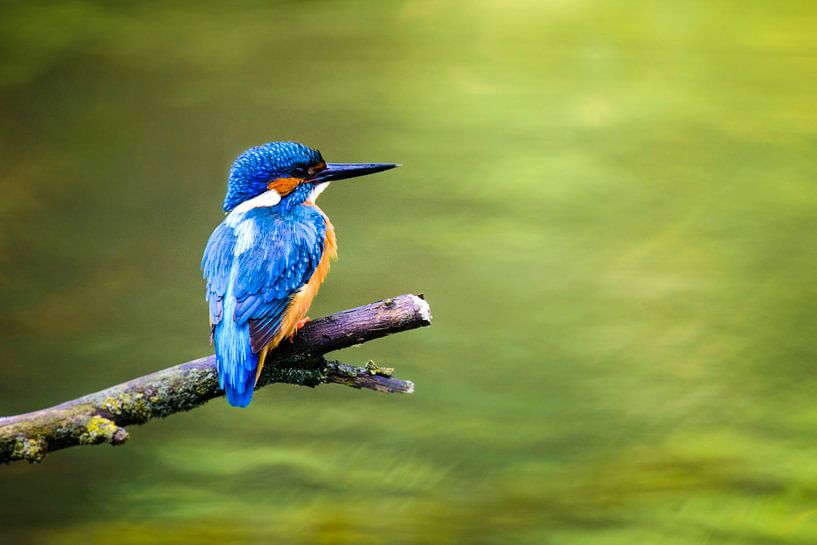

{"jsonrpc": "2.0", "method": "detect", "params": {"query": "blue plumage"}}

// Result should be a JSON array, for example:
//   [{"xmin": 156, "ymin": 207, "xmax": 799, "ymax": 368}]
[
  {"xmin": 201, "ymin": 141, "xmax": 397, "ymax": 407},
  {"xmin": 202, "ymin": 192, "xmax": 326, "ymax": 407},
  {"xmin": 232, "ymin": 205, "xmax": 325, "ymax": 325}
]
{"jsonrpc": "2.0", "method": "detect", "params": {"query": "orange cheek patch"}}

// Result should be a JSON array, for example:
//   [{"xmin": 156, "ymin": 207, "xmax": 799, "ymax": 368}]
[{"xmin": 267, "ymin": 177, "xmax": 302, "ymax": 196}]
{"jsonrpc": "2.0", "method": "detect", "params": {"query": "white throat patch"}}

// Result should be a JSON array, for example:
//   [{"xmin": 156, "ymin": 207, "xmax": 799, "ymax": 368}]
[{"xmin": 309, "ymin": 182, "xmax": 330, "ymax": 202}]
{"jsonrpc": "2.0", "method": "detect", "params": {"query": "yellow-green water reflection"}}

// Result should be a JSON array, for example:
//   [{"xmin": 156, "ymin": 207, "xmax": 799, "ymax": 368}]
[{"xmin": 2, "ymin": 1, "xmax": 817, "ymax": 543}]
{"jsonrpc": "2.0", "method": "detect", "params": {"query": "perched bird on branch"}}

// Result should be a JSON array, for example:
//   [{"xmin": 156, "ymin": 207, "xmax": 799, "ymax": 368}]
[{"xmin": 201, "ymin": 142, "xmax": 397, "ymax": 407}]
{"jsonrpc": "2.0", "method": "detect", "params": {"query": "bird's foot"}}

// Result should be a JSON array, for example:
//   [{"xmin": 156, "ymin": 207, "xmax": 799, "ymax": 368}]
[{"xmin": 288, "ymin": 317, "xmax": 312, "ymax": 343}]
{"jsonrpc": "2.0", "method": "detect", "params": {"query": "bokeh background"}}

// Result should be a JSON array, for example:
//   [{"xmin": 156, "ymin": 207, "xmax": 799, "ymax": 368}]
[{"xmin": 2, "ymin": 1, "xmax": 817, "ymax": 543}]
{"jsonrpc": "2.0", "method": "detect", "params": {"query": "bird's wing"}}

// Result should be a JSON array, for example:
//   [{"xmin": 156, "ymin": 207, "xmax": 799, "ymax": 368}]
[
  {"xmin": 202, "ymin": 208, "xmax": 325, "ymax": 351},
  {"xmin": 201, "ymin": 221, "xmax": 237, "ymax": 330},
  {"xmin": 232, "ymin": 208, "xmax": 325, "ymax": 352}
]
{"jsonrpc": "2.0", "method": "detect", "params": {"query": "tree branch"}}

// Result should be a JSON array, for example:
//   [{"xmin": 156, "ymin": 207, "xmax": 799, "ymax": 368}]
[{"xmin": 0, "ymin": 294, "xmax": 431, "ymax": 463}]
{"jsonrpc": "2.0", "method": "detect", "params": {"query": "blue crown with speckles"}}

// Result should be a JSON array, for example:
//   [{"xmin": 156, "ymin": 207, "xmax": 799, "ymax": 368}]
[{"xmin": 223, "ymin": 142, "xmax": 323, "ymax": 212}]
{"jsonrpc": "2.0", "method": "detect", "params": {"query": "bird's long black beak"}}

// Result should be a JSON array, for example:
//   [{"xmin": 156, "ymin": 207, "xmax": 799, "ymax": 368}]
[{"xmin": 309, "ymin": 162, "xmax": 398, "ymax": 183}]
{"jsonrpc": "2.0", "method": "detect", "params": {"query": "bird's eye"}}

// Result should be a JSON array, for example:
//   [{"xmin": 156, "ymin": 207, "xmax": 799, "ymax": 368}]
[{"xmin": 307, "ymin": 161, "xmax": 327, "ymax": 177}]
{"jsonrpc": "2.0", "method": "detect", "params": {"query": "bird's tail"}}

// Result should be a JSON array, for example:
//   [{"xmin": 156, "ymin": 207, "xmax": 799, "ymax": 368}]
[{"xmin": 214, "ymin": 312, "xmax": 258, "ymax": 408}]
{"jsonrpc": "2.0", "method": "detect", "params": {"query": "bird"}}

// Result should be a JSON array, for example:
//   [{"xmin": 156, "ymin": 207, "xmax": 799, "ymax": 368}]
[{"xmin": 201, "ymin": 142, "xmax": 397, "ymax": 407}]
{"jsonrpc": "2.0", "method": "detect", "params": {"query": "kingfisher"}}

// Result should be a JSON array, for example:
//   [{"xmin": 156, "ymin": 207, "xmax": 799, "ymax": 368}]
[{"xmin": 201, "ymin": 142, "xmax": 397, "ymax": 407}]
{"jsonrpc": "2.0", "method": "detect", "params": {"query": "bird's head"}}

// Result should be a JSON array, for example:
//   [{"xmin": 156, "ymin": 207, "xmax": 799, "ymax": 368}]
[{"xmin": 223, "ymin": 141, "xmax": 397, "ymax": 213}]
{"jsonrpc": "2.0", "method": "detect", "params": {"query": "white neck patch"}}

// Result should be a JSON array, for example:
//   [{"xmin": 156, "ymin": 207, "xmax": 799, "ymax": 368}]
[
  {"xmin": 233, "ymin": 217, "xmax": 257, "ymax": 256},
  {"xmin": 226, "ymin": 189, "xmax": 281, "ymax": 226},
  {"xmin": 309, "ymin": 182, "xmax": 330, "ymax": 202}
]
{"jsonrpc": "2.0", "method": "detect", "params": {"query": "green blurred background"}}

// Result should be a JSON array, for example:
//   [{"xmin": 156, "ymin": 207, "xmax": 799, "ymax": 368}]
[{"xmin": 2, "ymin": 1, "xmax": 817, "ymax": 543}]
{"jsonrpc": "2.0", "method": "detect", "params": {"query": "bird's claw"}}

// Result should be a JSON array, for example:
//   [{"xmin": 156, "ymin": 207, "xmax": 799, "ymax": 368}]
[{"xmin": 288, "ymin": 317, "xmax": 311, "ymax": 343}]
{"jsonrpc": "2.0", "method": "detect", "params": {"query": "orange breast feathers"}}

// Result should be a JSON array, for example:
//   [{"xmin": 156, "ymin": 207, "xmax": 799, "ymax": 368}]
[{"xmin": 254, "ymin": 203, "xmax": 337, "ymax": 383}]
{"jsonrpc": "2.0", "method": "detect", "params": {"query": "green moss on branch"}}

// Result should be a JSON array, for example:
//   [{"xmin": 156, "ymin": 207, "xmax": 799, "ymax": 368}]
[{"xmin": 0, "ymin": 294, "xmax": 430, "ymax": 464}]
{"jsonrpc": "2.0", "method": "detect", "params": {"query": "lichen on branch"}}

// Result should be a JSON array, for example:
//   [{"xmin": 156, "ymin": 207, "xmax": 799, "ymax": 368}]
[{"xmin": 0, "ymin": 294, "xmax": 430, "ymax": 464}]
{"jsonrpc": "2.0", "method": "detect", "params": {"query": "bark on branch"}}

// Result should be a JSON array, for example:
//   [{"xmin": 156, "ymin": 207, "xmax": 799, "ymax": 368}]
[{"xmin": 0, "ymin": 294, "xmax": 431, "ymax": 464}]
